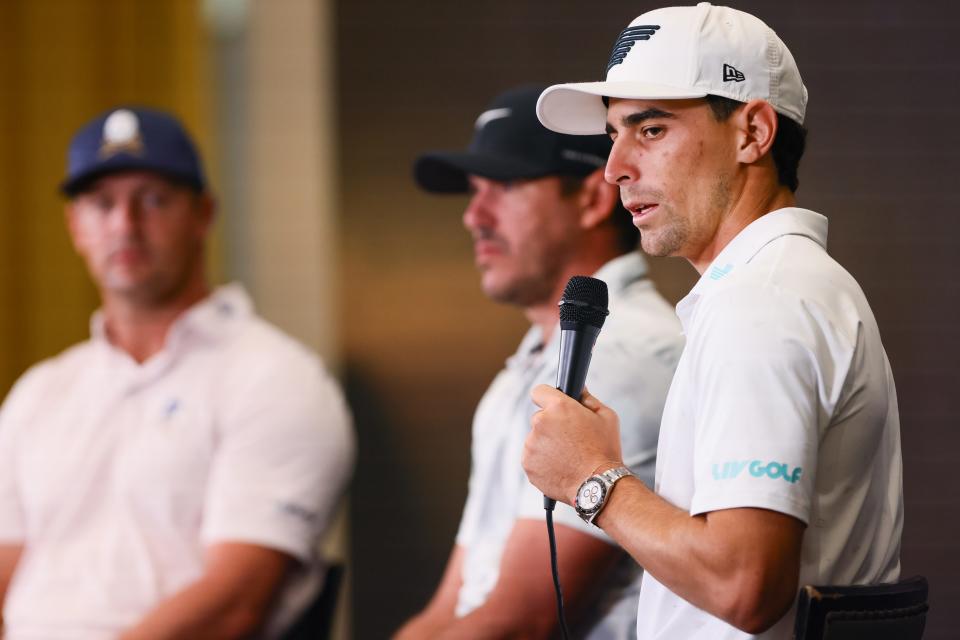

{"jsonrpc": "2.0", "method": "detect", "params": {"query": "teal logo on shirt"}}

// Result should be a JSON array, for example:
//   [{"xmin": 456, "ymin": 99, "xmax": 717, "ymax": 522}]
[
  {"xmin": 712, "ymin": 460, "xmax": 803, "ymax": 484},
  {"xmin": 708, "ymin": 263, "xmax": 733, "ymax": 280}
]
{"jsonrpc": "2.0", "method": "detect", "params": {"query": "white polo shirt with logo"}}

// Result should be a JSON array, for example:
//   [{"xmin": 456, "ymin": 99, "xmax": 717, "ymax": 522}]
[
  {"xmin": 0, "ymin": 284, "xmax": 355, "ymax": 640},
  {"xmin": 455, "ymin": 253, "xmax": 684, "ymax": 639},
  {"xmin": 635, "ymin": 208, "xmax": 903, "ymax": 640}
]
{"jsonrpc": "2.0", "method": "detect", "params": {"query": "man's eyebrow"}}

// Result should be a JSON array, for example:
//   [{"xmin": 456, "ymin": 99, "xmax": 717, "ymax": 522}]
[{"xmin": 605, "ymin": 108, "xmax": 677, "ymax": 133}]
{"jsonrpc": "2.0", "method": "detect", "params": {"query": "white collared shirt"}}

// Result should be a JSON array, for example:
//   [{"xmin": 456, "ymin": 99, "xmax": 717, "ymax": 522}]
[
  {"xmin": 455, "ymin": 253, "xmax": 684, "ymax": 639},
  {"xmin": 0, "ymin": 284, "xmax": 354, "ymax": 639},
  {"xmin": 636, "ymin": 208, "xmax": 904, "ymax": 639}
]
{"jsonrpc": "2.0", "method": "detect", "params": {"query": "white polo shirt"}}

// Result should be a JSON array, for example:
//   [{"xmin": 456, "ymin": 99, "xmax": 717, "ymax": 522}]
[
  {"xmin": 0, "ymin": 284, "xmax": 354, "ymax": 640},
  {"xmin": 635, "ymin": 208, "xmax": 903, "ymax": 639},
  {"xmin": 455, "ymin": 253, "xmax": 684, "ymax": 638}
]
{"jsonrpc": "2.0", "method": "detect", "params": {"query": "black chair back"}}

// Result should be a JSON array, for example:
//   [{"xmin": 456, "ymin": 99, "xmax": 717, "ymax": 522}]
[
  {"xmin": 281, "ymin": 563, "xmax": 345, "ymax": 640},
  {"xmin": 793, "ymin": 575, "xmax": 928, "ymax": 640}
]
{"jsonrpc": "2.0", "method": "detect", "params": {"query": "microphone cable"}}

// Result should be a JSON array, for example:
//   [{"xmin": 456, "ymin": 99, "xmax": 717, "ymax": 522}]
[{"xmin": 544, "ymin": 498, "xmax": 572, "ymax": 640}]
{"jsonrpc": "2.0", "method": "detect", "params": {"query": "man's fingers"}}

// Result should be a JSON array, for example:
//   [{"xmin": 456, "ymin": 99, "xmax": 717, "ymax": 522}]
[
  {"xmin": 580, "ymin": 387, "xmax": 602, "ymax": 411},
  {"xmin": 581, "ymin": 387, "xmax": 621, "ymax": 428},
  {"xmin": 530, "ymin": 383, "xmax": 568, "ymax": 408}
]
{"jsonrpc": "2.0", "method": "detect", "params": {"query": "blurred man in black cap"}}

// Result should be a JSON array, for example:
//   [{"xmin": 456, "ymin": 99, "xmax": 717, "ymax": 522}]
[
  {"xmin": 395, "ymin": 86, "xmax": 683, "ymax": 639},
  {"xmin": 0, "ymin": 107, "xmax": 354, "ymax": 639}
]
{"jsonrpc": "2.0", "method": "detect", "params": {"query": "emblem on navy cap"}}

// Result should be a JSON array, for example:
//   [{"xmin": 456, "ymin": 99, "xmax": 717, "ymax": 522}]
[{"xmin": 99, "ymin": 109, "xmax": 144, "ymax": 158}]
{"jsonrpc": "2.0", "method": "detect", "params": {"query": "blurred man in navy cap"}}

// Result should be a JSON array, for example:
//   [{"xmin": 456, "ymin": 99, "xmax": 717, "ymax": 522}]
[
  {"xmin": 0, "ymin": 107, "xmax": 354, "ymax": 639},
  {"xmin": 395, "ymin": 86, "xmax": 683, "ymax": 639}
]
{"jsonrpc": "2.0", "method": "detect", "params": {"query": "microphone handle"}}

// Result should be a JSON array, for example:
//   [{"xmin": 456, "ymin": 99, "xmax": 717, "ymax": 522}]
[
  {"xmin": 544, "ymin": 323, "xmax": 602, "ymax": 511},
  {"xmin": 556, "ymin": 324, "xmax": 601, "ymax": 400}
]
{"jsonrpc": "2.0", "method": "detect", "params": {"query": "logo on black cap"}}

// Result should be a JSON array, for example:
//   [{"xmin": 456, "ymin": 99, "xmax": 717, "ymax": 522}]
[
  {"xmin": 606, "ymin": 25, "xmax": 661, "ymax": 72},
  {"xmin": 475, "ymin": 108, "xmax": 512, "ymax": 130}
]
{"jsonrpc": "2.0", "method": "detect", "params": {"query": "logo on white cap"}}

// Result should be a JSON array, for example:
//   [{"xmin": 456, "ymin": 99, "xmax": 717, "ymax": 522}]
[
  {"xmin": 722, "ymin": 64, "xmax": 745, "ymax": 83},
  {"xmin": 99, "ymin": 109, "xmax": 144, "ymax": 158},
  {"xmin": 607, "ymin": 24, "xmax": 661, "ymax": 72}
]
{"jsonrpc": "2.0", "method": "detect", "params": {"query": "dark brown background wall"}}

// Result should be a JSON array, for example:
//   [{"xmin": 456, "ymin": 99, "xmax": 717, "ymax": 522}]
[{"xmin": 337, "ymin": 2, "xmax": 960, "ymax": 637}]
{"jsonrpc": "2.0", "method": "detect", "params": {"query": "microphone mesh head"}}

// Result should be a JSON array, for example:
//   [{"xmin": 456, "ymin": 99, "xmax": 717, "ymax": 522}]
[{"xmin": 559, "ymin": 276, "xmax": 609, "ymax": 328}]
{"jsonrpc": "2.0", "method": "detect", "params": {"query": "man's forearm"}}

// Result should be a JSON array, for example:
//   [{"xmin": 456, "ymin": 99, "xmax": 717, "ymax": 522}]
[
  {"xmin": 395, "ymin": 608, "xmax": 458, "ymax": 640},
  {"xmin": 595, "ymin": 477, "xmax": 802, "ymax": 633},
  {"xmin": 524, "ymin": 387, "xmax": 804, "ymax": 634},
  {"xmin": 120, "ymin": 543, "xmax": 289, "ymax": 640},
  {"xmin": 431, "ymin": 606, "xmax": 554, "ymax": 640},
  {"xmin": 0, "ymin": 544, "xmax": 24, "ymax": 632},
  {"xmin": 119, "ymin": 575, "xmax": 270, "ymax": 640}
]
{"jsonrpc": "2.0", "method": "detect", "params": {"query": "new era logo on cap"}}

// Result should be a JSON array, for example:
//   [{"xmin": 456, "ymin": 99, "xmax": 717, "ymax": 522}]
[
  {"xmin": 606, "ymin": 24, "xmax": 661, "ymax": 72},
  {"xmin": 723, "ymin": 64, "xmax": 745, "ymax": 82}
]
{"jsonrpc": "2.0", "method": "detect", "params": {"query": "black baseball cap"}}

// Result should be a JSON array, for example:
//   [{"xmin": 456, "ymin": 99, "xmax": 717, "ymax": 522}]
[
  {"xmin": 61, "ymin": 106, "xmax": 206, "ymax": 196},
  {"xmin": 414, "ymin": 85, "xmax": 613, "ymax": 193}
]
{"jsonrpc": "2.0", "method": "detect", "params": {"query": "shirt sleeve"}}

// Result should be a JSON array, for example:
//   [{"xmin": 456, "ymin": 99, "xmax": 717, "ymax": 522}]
[
  {"xmin": 201, "ymin": 353, "xmax": 355, "ymax": 563},
  {"xmin": 688, "ymin": 285, "xmax": 845, "ymax": 524},
  {"xmin": 455, "ymin": 447, "xmax": 481, "ymax": 547},
  {"xmin": 0, "ymin": 368, "xmax": 44, "ymax": 543}
]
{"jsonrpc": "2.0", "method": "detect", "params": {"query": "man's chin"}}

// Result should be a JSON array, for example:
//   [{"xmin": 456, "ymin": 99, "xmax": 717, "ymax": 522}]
[
  {"xmin": 640, "ymin": 232, "xmax": 683, "ymax": 259},
  {"xmin": 103, "ymin": 275, "xmax": 148, "ymax": 295},
  {"xmin": 480, "ymin": 275, "xmax": 520, "ymax": 306},
  {"xmin": 102, "ymin": 278, "xmax": 170, "ymax": 306},
  {"xmin": 480, "ymin": 276, "xmax": 551, "ymax": 309}
]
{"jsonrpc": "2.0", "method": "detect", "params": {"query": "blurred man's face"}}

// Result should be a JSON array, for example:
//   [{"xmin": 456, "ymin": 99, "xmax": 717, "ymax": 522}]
[
  {"xmin": 67, "ymin": 171, "xmax": 212, "ymax": 307},
  {"xmin": 462, "ymin": 175, "xmax": 581, "ymax": 307}
]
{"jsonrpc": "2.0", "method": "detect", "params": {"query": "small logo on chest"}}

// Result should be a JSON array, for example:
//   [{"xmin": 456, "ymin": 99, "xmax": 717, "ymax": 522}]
[{"xmin": 161, "ymin": 398, "xmax": 181, "ymax": 420}]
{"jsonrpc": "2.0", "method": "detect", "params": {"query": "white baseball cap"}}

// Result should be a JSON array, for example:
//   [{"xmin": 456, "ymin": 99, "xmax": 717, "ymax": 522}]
[{"xmin": 537, "ymin": 2, "xmax": 808, "ymax": 135}]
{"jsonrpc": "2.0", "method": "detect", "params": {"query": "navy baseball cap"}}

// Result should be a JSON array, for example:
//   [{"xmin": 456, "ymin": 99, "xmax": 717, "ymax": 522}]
[
  {"xmin": 414, "ymin": 85, "xmax": 613, "ymax": 193},
  {"xmin": 61, "ymin": 107, "xmax": 207, "ymax": 196}
]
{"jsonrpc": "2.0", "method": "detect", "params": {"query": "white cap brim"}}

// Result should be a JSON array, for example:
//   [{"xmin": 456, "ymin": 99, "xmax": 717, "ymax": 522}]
[{"xmin": 537, "ymin": 81, "xmax": 708, "ymax": 135}]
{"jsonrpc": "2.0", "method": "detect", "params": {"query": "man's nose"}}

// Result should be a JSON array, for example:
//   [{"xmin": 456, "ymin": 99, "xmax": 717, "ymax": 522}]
[
  {"xmin": 108, "ymin": 199, "xmax": 140, "ymax": 235},
  {"xmin": 462, "ymin": 189, "xmax": 496, "ymax": 232},
  {"xmin": 604, "ymin": 137, "xmax": 639, "ymax": 186}
]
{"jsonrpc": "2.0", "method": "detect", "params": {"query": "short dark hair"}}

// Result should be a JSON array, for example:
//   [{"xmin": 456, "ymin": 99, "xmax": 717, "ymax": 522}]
[
  {"xmin": 558, "ymin": 174, "xmax": 639, "ymax": 253},
  {"xmin": 704, "ymin": 94, "xmax": 807, "ymax": 192}
]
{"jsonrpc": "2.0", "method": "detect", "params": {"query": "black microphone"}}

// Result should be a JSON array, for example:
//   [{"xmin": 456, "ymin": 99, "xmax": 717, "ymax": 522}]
[
  {"xmin": 542, "ymin": 276, "xmax": 610, "ymax": 640},
  {"xmin": 544, "ymin": 276, "xmax": 610, "ymax": 511}
]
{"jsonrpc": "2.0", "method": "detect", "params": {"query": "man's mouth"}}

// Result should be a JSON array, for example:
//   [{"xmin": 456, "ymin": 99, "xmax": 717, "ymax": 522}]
[
  {"xmin": 628, "ymin": 203, "xmax": 659, "ymax": 221},
  {"xmin": 473, "ymin": 239, "xmax": 504, "ymax": 257}
]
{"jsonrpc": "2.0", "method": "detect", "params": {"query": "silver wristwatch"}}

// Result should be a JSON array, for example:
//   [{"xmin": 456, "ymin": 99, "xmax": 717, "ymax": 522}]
[{"xmin": 574, "ymin": 465, "xmax": 633, "ymax": 525}]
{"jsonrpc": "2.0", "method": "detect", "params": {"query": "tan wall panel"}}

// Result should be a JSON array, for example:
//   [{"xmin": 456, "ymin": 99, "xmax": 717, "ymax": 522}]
[{"xmin": 0, "ymin": 0, "xmax": 217, "ymax": 393}]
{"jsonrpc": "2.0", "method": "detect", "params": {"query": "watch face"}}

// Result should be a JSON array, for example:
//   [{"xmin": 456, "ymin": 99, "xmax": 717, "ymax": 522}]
[{"xmin": 576, "ymin": 478, "xmax": 606, "ymax": 514}]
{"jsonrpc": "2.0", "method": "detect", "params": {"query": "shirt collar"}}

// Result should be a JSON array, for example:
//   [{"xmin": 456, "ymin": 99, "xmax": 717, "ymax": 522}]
[
  {"xmin": 90, "ymin": 283, "xmax": 254, "ymax": 351},
  {"xmin": 507, "ymin": 251, "xmax": 650, "ymax": 369},
  {"xmin": 675, "ymin": 208, "xmax": 828, "ymax": 330},
  {"xmin": 592, "ymin": 251, "xmax": 649, "ymax": 300}
]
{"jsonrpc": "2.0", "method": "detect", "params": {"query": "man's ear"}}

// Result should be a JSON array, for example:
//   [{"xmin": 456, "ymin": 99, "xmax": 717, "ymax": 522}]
[
  {"xmin": 734, "ymin": 99, "xmax": 778, "ymax": 165},
  {"xmin": 193, "ymin": 193, "xmax": 217, "ymax": 238},
  {"xmin": 577, "ymin": 167, "xmax": 620, "ymax": 230}
]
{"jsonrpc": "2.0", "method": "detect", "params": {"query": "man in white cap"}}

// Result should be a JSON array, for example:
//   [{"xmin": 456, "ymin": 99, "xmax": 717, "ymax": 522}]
[
  {"xmin": 523, "ymin": 4, "xmax": 903, "ymax": 639},
  {"xmin": 0, "ymin": 107, "xmax": 354, "ymax": 639}
]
